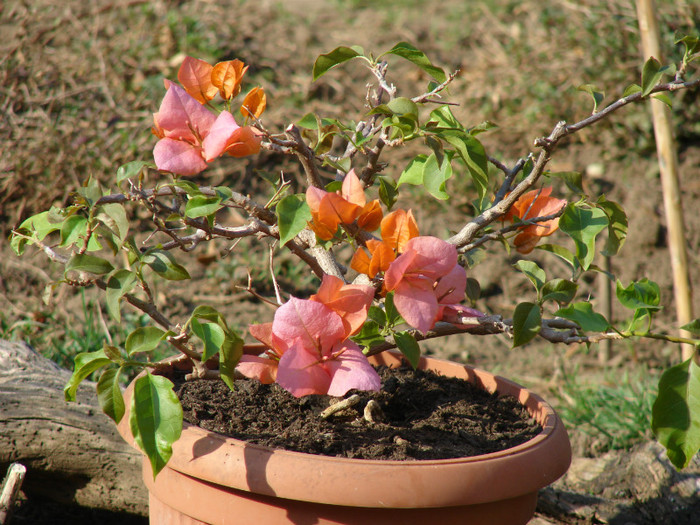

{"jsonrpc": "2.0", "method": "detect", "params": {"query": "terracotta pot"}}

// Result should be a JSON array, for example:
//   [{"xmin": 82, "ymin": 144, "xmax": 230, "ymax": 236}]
[{"xmin": 117, "ymin": 352, "xmax": 571, "ymax": 525}]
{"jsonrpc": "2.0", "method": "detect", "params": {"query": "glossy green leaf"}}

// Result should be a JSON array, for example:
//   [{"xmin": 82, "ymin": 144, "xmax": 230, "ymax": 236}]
[
  {"xmin": 512, "ymin": 302, "xmax": 541, "ymax": 347},
  {"xmin": 597, "ymin": 197, "xmax": 628, "ymax": 257},
  {"xmin": 394, "ymin": 330, "xmax": 421, "ymax": 369},
  {"xmin": 97, "ymin": 367, "xmax": 126, "ymax": 424},
  {"xmin": 428, "ymin": 105, "xmax": 462, "ymax": 130},
  {"xmin": 615, "ymin": 278, "xmax": 661, "ymax": 311},
  {"xmin": 677, "ymin": 35, "xmax": 700, "ymax": 63},
  {"xmin": 652, "ymin": 359, "xmax": 700, "ymax": 469},
  {"xmin": 652, "ymin": 93, "xmax": 673, "ymax": 108},
  {"xmin": 368, "ymin": 305, "xmax": 387, "ymax": 326},
  {"xmin": 143, "ymin": 250, "xmax": 190, "ymax": 281},
  {"xmin": 559, "ymin": 204, "xmax": 608, "ymax": 270},
  {"xmin": 541, "ymin": 279, "xmax": 578, "ymax": 305},
  {"xmin": 398, "ymin": 155, "xmax": 427, "ymax": 187},
  {"xmin": 105, "ymin": 269, "xmax": 138, "ymax": 322},
  {"xmin": 381, "ymin": 42, "xmax": 446, "ymax": 83},
  {"xmin": 11, "ymin": 211, "xmax": 62, "ymax": 255},
  {"xmin": 65, "ymin": 253, "xmax": 114, "ymax": 276},
  {"xmin": 352, "ymin": 321, "xmax": 385, "ymax": 350},
  {"xmin": 276, "ymin": 194, "xmax": 311, "ymax": 246},
  {"xmin": 126, "ymin": 326, "xmax": 166, "ymax": 355},
  {"xmin": 185, "ymin": 195, "xmax": 221, "ymax": 218},
  {"xmin": 555, "ymin": 302, "xmax": 610, "ymax": 332},
  {"xmin": 191, "ymin": 318, "xmax": 225, "ymax": 361},
  {"xmin": 313, "ymin": 46, "xmax": 362, "ymax": 80},
  {"xmin": 64, "ymin": 349, "xmax": 112, "ymax": 402},
  {"xmin": 422, "ymin": 152, "xmax": 452, "ymax": 200},
  {"xmin": 129, "ymin": 373, "xmax": 182, "ymax": 478},
  {"xmin": 514, "ymin": 260, "xmax": 546, "ymax": 294}
]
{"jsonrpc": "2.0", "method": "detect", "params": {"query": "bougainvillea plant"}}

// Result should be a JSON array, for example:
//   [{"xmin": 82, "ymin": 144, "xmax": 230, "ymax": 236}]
[{"xmin": 11, "ymin": 38, "xmax": 700, "ymax": 477}]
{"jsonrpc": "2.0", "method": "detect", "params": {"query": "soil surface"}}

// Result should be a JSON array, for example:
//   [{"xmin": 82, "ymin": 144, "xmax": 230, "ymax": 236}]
[{"xmin": 176, "ymin": 365, "xmax": 541, "ymax": 460}]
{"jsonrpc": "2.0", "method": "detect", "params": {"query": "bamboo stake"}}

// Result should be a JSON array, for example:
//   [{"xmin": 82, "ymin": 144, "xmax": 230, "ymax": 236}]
[{"xmin": 636, "ymin": 0, "xmax": 695, "ymax": 361}]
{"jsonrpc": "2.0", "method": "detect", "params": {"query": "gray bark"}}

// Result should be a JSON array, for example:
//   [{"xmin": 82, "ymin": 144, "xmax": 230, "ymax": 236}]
[{"xmin": 0, "ymin": 340, "xmax": 147, "ymax": 516}]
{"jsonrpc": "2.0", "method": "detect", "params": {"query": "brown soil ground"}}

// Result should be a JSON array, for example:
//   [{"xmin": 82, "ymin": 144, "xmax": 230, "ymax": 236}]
[{"xmin": 2, "ymin": 0, "xmax": 700, "ymax": 523}]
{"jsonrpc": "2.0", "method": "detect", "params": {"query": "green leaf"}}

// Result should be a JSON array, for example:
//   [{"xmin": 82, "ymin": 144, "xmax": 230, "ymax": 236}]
[
  {"xmin": 466, "ymin": 278, "xmax": 481, "ymax": 302},
  {"xmin": 378, "ymin": 176, "xmax": 398, "ymax": 210},
  {"xmin": 191, "ymin": 318, "xmax": 225, "ymax": 361},
  {"xmin": 549, "ymin": 171, "xmax": 584, "ymax": 195},
  {"xmin": 623, "ymin": 84, "xmax": 642, "ymax": 97},
  {"xmin": 189, "ymin": 305, "xmax": 225, "ymax": 324},
  {"xmin": 313, "ymin": 46, "xmax": 362, "ymax": 80},
  {"xmin": 514, "ymin": 260, "xmax": 546, "ymax": 294},
  {"xmin": 652, "ymin": 359, "xmax": 700, "ymax": 469},
  {"xmin": 394, "ymin": 331, "xmax": 421, "ymax": 369},
  {"xmin": 597, "ymin": 197, "xmax": 628, "ymax": 257},
  {"xmin": 97, "ymin": 367, "xmax": 126, "ymax": 424},
  {"xmin": 427, "ymin": 105, "xmax": 462, "ymax": 129},
  {"xmin": 143, "ymin": 249, "xmax": 190, "ymax": 281},
  {"xmin": 398, "ymin": 155, "xmax": 427, "ymax": 187},
  {"xmin": 387, "ymin": 97, "xmax": 419, "ymax": 120},
  {"xmin": 381, "ymin": 42, "xmax": 447, "ymax": 83},
  {"xmin": 368, "ymin": 305, "xmax": 387, "ymax": 326},
  {"xmin": 65, "ymin": 253, "xmax": 114, "ymax": 276},
  {"xmin": 116, "ymin": 160, "xmax": 149, "ymax": 184},
  {"xmin": 615, "ymin": 278, "xmax": 661, "ymax": 311},
  {"xmin": 558, "ymin": 204, "xmax": 608, "ymax": 270},
  {"xmin": 640, "ymin": 57, "xmax": 674, "ymax": 97},
  {"xmin": 219, "ymin": 328, "xmax": 243, "ymax": 391},
  {"xmin": 438, "ymin": 130, "xmax": 488, "ymax": 201},
  {"xmin": 555, "ymin": 302, "xmax": 611, "ymax": 332},
  {"xmin": 541, "ymin": 279, "xmax": 578, "ymax": 305},
  {"xmin": 105, "ymin": 269, "xmax": 138, "ymax": 323},
  {"xmin": 535, "ymin": 243, "xmax": 576, "ymax": 273},
  {"xmin": 680, "ymin": 319, "xmax": 700, "ymax": 336},
  {"xmin": 422, "ymin": 152, "xmax": 452, "ymax": 200},
  {"xmin": 64, "ymin": 349, "xmax": 112, "ymax": 402},
  {"xmin": 352, "ymin": 321, "xmax": 385, "ymax": 350},
  {"xmin": 652, "ymin": 93, "xmax": 673, "ymax": 108},
  {"xmin": 512, "ymin": 302, "xmax": 541, "ymax": 347},
  {"xmin": 276, "ymin": 194, "xmax": 312, "ymax": 246},
  {"xmin": 384, "ymin": 292, "xmax": 403, "ymax": 327},
  {"xmin": 59, "ymin": 214, "xmax": 88, "ymax": 247},
  {"xmin": 185, "ymin": 195, "xmax": 221, "ymax": 218},
  {"xmin": 11, "ymin": 211, "xmax": 62, "ymax": 255},
  {"xmin": 677, "ymin": 35, "xmax": 700, "ymax": 63},
  {"xmin": 129, "ymin": 373, "xmax": 183, "ymax": 478},
  {"xmin": 98, "ymin": 203, "xmax": 129, "ymax": 241},
  {"xmin": 126, "ymin": 326, "xmax": 166, "ymax": 355},
  {"xmin": 577, "ymin": 84, "xmax": 605, "ymax": 113}
]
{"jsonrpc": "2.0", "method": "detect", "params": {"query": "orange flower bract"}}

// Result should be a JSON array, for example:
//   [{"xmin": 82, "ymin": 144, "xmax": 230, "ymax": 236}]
[
  {"xmin": 241, "ymin": 87, "xmax": 267, "ymax": 119},
  {"xmin": 177, "ymin": 56, "xmax": 218, "ymax": 104},
  {"xmin": 212, "ymin": 59, "xmax": 248, "ymax": 100}
]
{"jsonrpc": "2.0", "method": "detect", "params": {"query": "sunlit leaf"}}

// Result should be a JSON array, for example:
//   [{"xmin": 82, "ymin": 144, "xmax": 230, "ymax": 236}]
[
  {"xmin": 381, "ymin": 42, "xmax": 446, "ymax": 83},
  {"xmin": 597, "ymin": 196, "xmax": 628, "ymax": 257},
  {"xmin": 105, "ymin": 269, "xmax": 137, "ymax": 323},
  {"xmin": 559, "ymin": 204, "xmax": 608, "ymax": 270},
  {"xmin": 514, "ymin": 260, "xmax": 546, "ymax": 294},
  {"xmin": 97, "ymin": 367, "xmax": 126, "ymax": 424},
  {"xmin": 143, "ymin": 249, "xmax": 190, "ymax": 281},
  {"xmin": 555, "ymin": 302, "xmax": 610, "ymax": 332},
  {"xmin": 313, "ymin": 46, "xmax": 362, "ymax": 80},
  {"xmin": 64, "ymin": 349, "xmax": 112, "ymax": 402},
  {"xmin": 577, "ymin": 84, "xmax": 605, "ymax": 113},
  {"xmin": 652, "ymin": 359, "xmax": 700, "ymax": 469},
  {"xmin": 126, "ymin": 326, "xmax": 167, "ymax": 355},
  {"xmin": 129, "ymin": 373, "xmax": 182, "ymax": 478},
  {"xmin": 277, "ymin": 194, "xmax": 312, "ymax": 246},
  {"xmin": 541, "ymin": 278, "xmax": 578, "ymax": 305}
]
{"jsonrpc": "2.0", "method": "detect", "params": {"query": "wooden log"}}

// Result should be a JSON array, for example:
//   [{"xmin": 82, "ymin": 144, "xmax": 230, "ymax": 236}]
[{"xmin": 0, "ymin": 340, "xmax": 147, "ymax": 516}]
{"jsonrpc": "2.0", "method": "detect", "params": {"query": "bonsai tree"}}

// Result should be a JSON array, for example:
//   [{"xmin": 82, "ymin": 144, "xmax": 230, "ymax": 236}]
[{"xmin": 10, "ymin": 37, "xmax": 700, "ymax": 477}]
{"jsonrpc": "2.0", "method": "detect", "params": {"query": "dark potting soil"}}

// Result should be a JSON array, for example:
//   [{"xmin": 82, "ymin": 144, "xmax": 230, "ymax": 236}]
[{"xmin": 175, "ymin": 365, "xmax": 542, "ymax": 461}]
